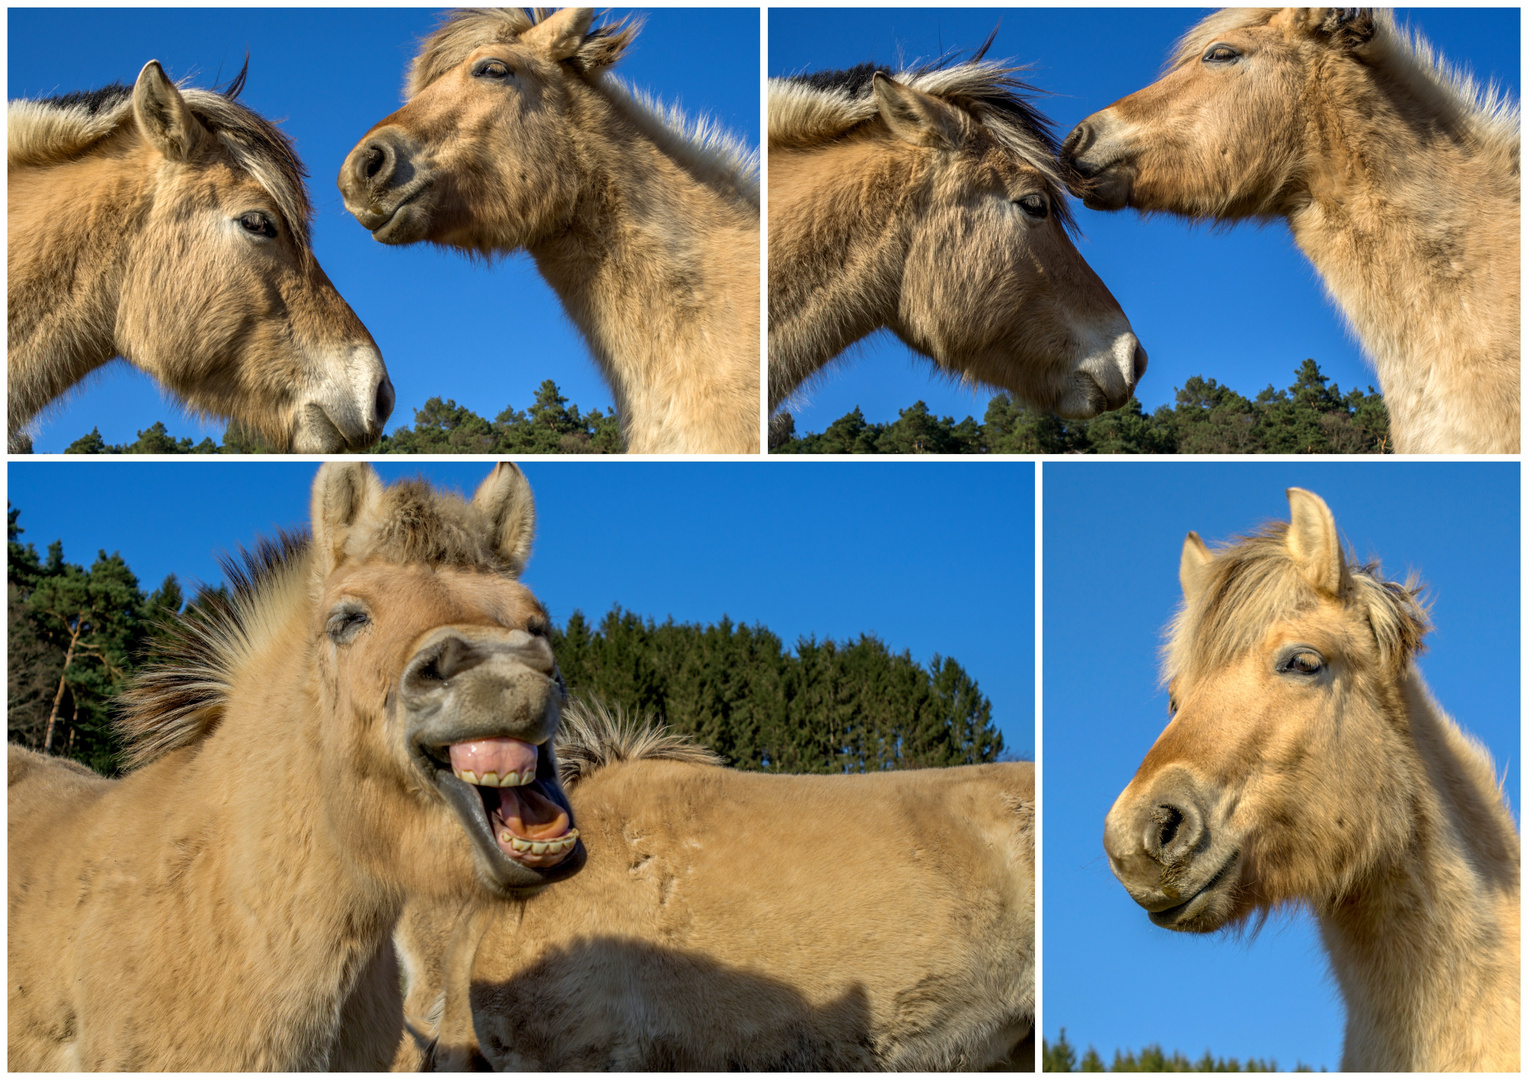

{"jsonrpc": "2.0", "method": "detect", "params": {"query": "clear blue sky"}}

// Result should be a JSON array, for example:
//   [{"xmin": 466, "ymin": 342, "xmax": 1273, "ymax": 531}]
[
  {"xmin": 8, "ymin": 8, "xmax": 760, "ymax": 452},
  {"xmin": 1042, "ymin": 463, "xmax": 1520, "ymax": 1069},
  {"xmin": 768, "ymin": 8, "xmax": 1520, "ymax": 434},
  {"xmin": 6, "ymin": 460, "xmax": 1035, "ymax": 759}
]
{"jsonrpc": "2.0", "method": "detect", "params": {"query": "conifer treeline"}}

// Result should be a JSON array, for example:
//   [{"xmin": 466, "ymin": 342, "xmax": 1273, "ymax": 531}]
[
  {"xmin": 772, "ymin": 360, "xmax": 1390, "ymax": 454},
  {"xmin": 8, "ymin": 508, "xmax": 1004, "ymax": 776},
  {"xmin": 1043, "ymin": 1029, "xmax": 1319, "ymax": 1072}
]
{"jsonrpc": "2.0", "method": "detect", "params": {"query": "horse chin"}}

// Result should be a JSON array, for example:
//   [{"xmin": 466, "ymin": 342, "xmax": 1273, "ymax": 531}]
[
  {"xmin": 1147, "ymin": 852, "xmax": 1242, "ymax": 933},
  {"xmin": 291, "ymin": 404, "xmax": 347, "ymax": 453},
  {"xmin": 1079, "ymin": 169, "xmax": 1133, "ymax": 212},
  {"xmin": 368, "ymin": 198, "xmax": 433, "ymax": 246}
]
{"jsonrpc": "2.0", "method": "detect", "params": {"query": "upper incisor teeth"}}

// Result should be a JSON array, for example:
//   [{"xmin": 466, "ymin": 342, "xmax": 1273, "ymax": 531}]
[{"xmin": 454, "ymin": 768, "xmax": 538, "ymax": 787}]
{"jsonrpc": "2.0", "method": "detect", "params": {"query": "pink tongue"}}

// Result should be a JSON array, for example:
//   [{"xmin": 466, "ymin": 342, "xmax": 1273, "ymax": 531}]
[{"xmin": 449, "ymin": 738, "xmax": 538, "ymax": 779}]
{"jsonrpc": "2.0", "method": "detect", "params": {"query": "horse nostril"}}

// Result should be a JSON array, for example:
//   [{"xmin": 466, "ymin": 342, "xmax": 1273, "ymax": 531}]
[
  {"xmin": 1150, "ymin": 804, "xmax": 1184, "ymax": 856},
  {"xmin": 360, "ymin": 143, "xmax": 389, "ymax": 184},
  {"xmin": 1062, "ymin": 121, "xmax": 1091, "ymax": 159},
  {"xmin": 1132, "ymin": 343, "xmax": 1149, "ymax": 384},
  {"xmin": 374, "ymin": 376, "xmax": 395, "ymax": 428}
]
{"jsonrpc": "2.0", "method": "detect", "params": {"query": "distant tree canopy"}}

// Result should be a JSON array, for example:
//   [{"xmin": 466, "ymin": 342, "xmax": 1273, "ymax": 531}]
[
  {"xmin": 1043, "ymin": 1029, "xmax": 1319, "ymax": 1073},
  {"xmin": 58, "ymin": 381, "xmax": 622, "ymax": 455},
  {"xmin": 772, "ymin": 360, "xmax": 1390, "ymax": 455},
  {"xmin": 8, "ymin": 509, "xmax": 1005, "ymax": 777}
]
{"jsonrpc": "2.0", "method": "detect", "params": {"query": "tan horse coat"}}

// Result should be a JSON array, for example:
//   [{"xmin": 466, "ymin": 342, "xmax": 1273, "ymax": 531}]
[
  {"xmin": 391, "ymin": 703, "xmax": 1035, "ymax": 1071},
  {"xmin": 8, "ymin": 61, "xmax": 392, "ymax": 453},
  {"xmin": 1064, "ymin": 9, "xmax": 1520, "ymax": 453},
  {"xmin": 1105, "ymin": 489, "xmax": 1519, "ymax": 1070},
  {"xmin": 340, "ymin": 9, "xmax": 760, "ymax": 454},
  {"xmin": 7, "ymin": 463, "xmax": 583, "ymax": 1070},
  {"xmin": 769, "ymin": 58, "xmax": 1145, "ymax": 419}
]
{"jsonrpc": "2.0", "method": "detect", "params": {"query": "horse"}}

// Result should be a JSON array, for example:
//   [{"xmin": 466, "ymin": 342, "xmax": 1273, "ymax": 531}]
[
  {"xmin": 768, "ymin": 53, "xmax": 1147, "ymax": 419},
  {"xmin": 1062, "ymin": 9, "xmax": 1520, "ymax": 453},
  {"xmin": 1104, "ymin": 487, "xmax": 1519, "ymax": 1070},
  {"xmin": 339, "ymin": 9, "xmax": 760, "ymax": 454},
  {"xmin": 8, "ymin": 61, "xmax": 394, "ymax": 453},
  {"xmin": 7, "ymin": 462, "xmax": 586, "ymax": 1070},
  {"xmin": 387, "ymin": 699, "xmax": 1035, "ymax": 1072}
]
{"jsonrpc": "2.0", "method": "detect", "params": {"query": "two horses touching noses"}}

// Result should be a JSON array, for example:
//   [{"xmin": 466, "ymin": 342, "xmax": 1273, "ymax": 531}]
[
  {"xmin": 1063, "ymin": 7, "xmax": 1520, "ymax": 453},
  {"xmin": 339, "ymin": 8, "xmax": 761, "ymax": 454},
  {"xmin": 7, "ymin": 61, "xmax": 394, "ymax": 453},
  {"xmin": 1107, "ymin": 488, "xmax": 1519, "ymax": 1070},
  {"xmin": 8, "ymin": 463, "xmax": 583, "ymax": 1069},
  {"xmin": 768, "ymin": 54, "xmax": 1146, "ymax": 421}
]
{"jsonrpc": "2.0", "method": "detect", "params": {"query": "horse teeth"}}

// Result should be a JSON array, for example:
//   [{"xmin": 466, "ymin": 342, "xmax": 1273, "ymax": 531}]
[
  {"xmin": 509, "ymin": 837, "xmax": 533, "ymax": 852},
  {"xmin": 480, "ymin": 771, "xmax": 500, "ymax": 787},
  {"xmin": 514, "ymin": 770, "xmax": 535, "ymax": 786},
  {"xmin": 456, "ymin": 769, "xmax": 479, "ymax": 785},
  {"xmin": 531, "ymin": 842, "xmax": 549, "ymax": 854}
]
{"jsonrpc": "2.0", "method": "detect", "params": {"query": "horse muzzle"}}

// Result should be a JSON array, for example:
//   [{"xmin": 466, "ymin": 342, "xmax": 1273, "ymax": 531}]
[
  {"xmin": 1061, "ymin": 117, "xmax": 1135, "ymax": 211},
  {"xmin": 338, "ymin": 127, "xmax": 436, "ymax": 245},
  {"xmin": 291, "ymin": 345, "xmax": 394, "ymax": 452}
]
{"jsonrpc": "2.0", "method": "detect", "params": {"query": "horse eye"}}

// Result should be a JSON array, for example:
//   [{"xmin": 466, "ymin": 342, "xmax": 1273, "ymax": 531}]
[
  {"xmin": 327, "ymin": 609, "xmax": 370, "ymax": 644},
  {"xmin": 472, "ymin": 59, "xmax": 513, "ymax": 80},
  {"xmin": 1203, "ymin": 43, "xmax": 1240, "ymax": 64},
  {"xmin": 1014, "ymin": 194, "xmax": 1048, "ymax": 220},
  {"xmin": 239, "ymin": 212, "xmax": 277, "ymax": 239},
  {"xmin": 1282, "ymin": 651, "xmax": 1324, "ymax": 676}
]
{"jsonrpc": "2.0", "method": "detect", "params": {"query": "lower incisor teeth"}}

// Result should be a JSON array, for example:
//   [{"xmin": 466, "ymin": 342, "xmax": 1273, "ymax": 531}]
[{"xmin": 504, "ymin": 830, "xmax": 579, "ymax": 854}]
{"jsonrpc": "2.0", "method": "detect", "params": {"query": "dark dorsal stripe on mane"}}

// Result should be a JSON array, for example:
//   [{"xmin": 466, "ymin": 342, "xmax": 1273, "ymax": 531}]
[
  {"xmin": 769, "ymin": 51, "xmax": 1077, "ymax": 232},
  {"xmin": 555, "ymin": 697, "xmax": 723, "ymax": 787},
  {"xmin": 1164, "ymin": 522, "xmax": 1430, "ymax": 688},
  {"xmin": 9, "ymin": 62, "xmax": 314, "ymax": 255}
]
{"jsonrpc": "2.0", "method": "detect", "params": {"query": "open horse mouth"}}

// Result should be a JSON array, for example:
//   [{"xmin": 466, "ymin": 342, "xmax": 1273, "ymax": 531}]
[{"xmin": 416, "ymin": 734, "xmax": 584, "ymax": 891}]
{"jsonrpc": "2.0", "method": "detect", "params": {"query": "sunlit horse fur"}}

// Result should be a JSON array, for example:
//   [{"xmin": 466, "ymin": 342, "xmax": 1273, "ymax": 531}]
[
  {"xmin": 8, "ymin": 62, "xmax": 393, "ymax": 453},
  {"xmin": 768, "ymin": 52, "xmax": 1146, "ymax": 418},
  {"xmin": 1063, "ymin": 9, "xmax": 1520, "ymax": 453},
  {"xmin": 1105, "ymin": 488, "xmax": 1519, "ymax": 1070},
  {"xmin": 387, "ymin": 699, "xmax": 1035, "ymax": 1072},
  {"xmin": 340, "ymin": 9, "xmax": 760, "ymax": 454},
  {"xmin": 7, "ymin": 463, "xmax": 585, "ymax": 1070}
]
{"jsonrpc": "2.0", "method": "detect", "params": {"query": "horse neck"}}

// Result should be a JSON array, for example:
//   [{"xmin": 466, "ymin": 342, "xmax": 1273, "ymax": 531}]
[
  {"xmin": 527, "ymin": 88, "xmax": 760, "ymax": 453},
  {"xmin": 1316, "ymin": 670, "xmax": 1520, "ymax": 1070},
  {"xmin": 766, "ymin": 138, "xmax": 919, "ymax": 408},
  {"xmin": 7, "ymin": 126, "xmax": 148, "ymax": 432},
  {"xmin": 108, "ymin": 630, "xmax": 401, "ymax": 1068},
  {"xmin": 1285, "ymin": 59, "xmax": 1520, "ymax": 452}
]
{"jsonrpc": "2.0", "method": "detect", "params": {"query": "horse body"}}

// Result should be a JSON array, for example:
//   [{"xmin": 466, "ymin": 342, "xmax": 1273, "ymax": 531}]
[
  {"xmin": 8, "ymin": 62, "xmax": 393, "ymax": 452},
  {"xmin": 7, "ymin": 463, "xmax": 584, "ymax": 1070},
  {"xmin": 1104, "ymin": 488, "xmax": 1519, "ymax": 1070},
  {"xmin": 396, "ymin": 703, "xmax": 1035, "ymax": 1072},
  {"xmin": 1063, "ymin": 9, "xmax": 1520, "ymax": 453},
  {"xmin": 768, "ymin": 60, "xmax": 1146, "ymax": 418},
  {"xmin": 340, "ymin": 9, "xmax": 760, "ymax": 454}
]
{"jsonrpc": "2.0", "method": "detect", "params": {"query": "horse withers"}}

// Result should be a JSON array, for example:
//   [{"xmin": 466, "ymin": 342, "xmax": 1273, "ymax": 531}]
[
  {"xmin": 1106, "ymin": 488, "xmax": 1519, "ymax": 1070},
  {"xmin": 8, "ymin": 61, "xmax": 393, "ymax": 452}
]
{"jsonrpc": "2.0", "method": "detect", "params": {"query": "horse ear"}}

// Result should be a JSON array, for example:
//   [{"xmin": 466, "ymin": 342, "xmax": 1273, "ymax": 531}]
[
  {"xmin": 132, "ymin": 60, "xmax": 207, "ymax": 162},
  {"xmin": 310, "ymin": 462, "xmax": 385, "ymax": 576},
  {"xmin": 873, "ymin": 73, "xmax": 964, "ymax": 149},
  {"xmin": 1314, "ymin": 8, "xmax": 1377, "ymax": 50},
  {"xmin": 1180, "ymin": 532, "xmax": 1213, "ymax": 605},
  {"xmin": 1285, "ymin": 487, "xmax": 1349, "ymax": 596},
  {"xmin": 472, "ymin": 463, "xmax": 536, "ymax": 577},
  {"xmin": 527, "ymin": 8, "xmax": 597, "ymax": 63}
]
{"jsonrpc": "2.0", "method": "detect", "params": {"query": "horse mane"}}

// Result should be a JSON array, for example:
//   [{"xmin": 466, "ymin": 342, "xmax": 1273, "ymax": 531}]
[
  {"xmin": 768, "ymin": 51, "xmax": 1077, "ymax": 232},
  {"xmin": 1169, "ymin": 9, "xmax": 1520, "ymax": 154},
  {"xmin": 1163, "ymin": 521, "xmax": 1431, "ymax": 689},
  {"xmin": 116, "ymin": 477, "xmax": 538, "ymax": 770},
  {"xmin": 408, "ymin": 9, "xmax": 758, "ymax": 209},
  {"xmin": 555, "ymin": 696, "xmax": 723, "ymax": 787},
  {"xmin": 8, "ymin": 63, "xmax": 314, "ymax": 256}
]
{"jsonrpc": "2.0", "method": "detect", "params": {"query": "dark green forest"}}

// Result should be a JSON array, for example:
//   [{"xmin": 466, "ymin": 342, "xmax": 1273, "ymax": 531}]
[
  {"xmin": 772, "ymin": 361, "xmax": 1390, "ymax": 454},
  {"xmin": 1044, "ymin": 1029, "xmax": 1319, "ymax": 1072},
  {"xmin": 8, "ymin": 508, "xmax": 1005, "ymax": 776},
  {"xmin": 56, "ymin": 380, "xmax": 623, "ymax": 455}
]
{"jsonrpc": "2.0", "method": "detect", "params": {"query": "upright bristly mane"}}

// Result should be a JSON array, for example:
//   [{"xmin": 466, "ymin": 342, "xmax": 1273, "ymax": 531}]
[
  {"xmin": 769, "ymin": 53, "xmax": 1077, "ymax": 231},
  {"xmin": 555, "ymin": 697, "xmax": 723, "ymax": 786},
  {"xmin": 1169, "ymin": 8, "xmax": 1519, "ymax": 152},
  {"xmin": 116, "ymin": 478, "xmax": 534, "ymax": 770},
  {"xmin": 408, "ymin": 8, "xmax": 758, "ymax": 207},
  {"xmin": 8, "ymin": 66, "xmax": 315, "ymax": 255},
  {"xmin": 1163, "ymin": 522, "xmax": 1430, "ymax": 688}
]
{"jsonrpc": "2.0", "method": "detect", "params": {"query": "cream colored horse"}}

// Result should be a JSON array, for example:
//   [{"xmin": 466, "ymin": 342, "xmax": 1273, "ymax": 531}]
[
  {"xmin": 1105, "ymin": 488, "xmax": 1519, "ymax": 1070},
  {"xmin": 769, "ymin": 56, "xmax": 1146, "ymax": 418},
  {"xmin": 8, "ymin": 463, "xmax": 583, "ymax": 1070},
  {"xmin": 8, "ymin": 61, "xmax": 393, "ymax": 453},
  {"xmin": 340, "ymin": 9, "xmax": 760, "ymax": 454},
  {"xmin": 1063, "ymin": 9, "xmax": 1520, "ymax": 453},
  {"xmin": 390, "ymin": 700, "xmax": 1035, "ymax": 1071}
]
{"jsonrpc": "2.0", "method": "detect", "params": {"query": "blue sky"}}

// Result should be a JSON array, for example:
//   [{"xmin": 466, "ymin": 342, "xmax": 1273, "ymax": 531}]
[
  {"xmin": 6, "ymin": 460, "xmax": 1035, "ymax": 759},
  {"xmin": 8, "ymin": 8, "xmax": 760, "ymax": 452},
  {"xmin": 1042, "ymin": 463, "xmax": 1520, "ymax": 1069},
  {"xmin": 768, "ymin": 8, "xmax": 1521, "ymax": 434}
]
